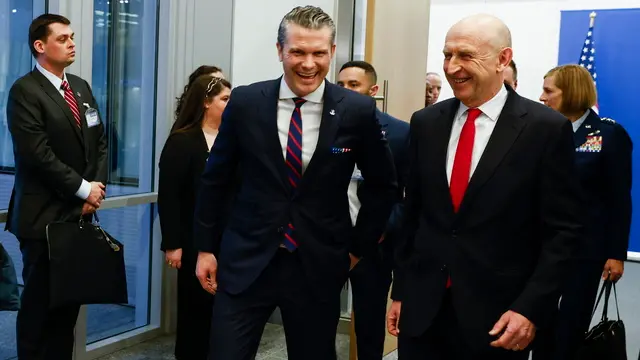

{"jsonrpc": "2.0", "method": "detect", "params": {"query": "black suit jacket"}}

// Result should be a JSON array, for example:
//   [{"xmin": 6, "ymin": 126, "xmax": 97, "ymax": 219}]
[
  {"xmin": 158, "ymin": 128, "xmax": 210, "ymax": 260},
  {"xmin": 370, "ymin": 110, "xmax": 409, "ymax": 254},
  {"xmin": 393, "ymin": 87, "xmax": 583, "ymax": 348},
  {"xmin": 193, "ymin": 78, "xmax": 397, "ymax": 297},
  {"xmin": 5, "ymin": 67, "xmax": 107, "ymax": 240},
  {"xmin": 572, "ymin": 110, "xmax": 632, "ymax": 261}
]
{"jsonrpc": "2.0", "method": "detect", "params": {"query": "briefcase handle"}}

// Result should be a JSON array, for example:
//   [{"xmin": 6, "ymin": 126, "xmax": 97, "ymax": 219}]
[
  {"xmin": 590, "ymin": 279, "xmax": 620, "ymax": 323},
  {"xmin": 78, "ymin": 213, "xmax": 121, "ymax": 252}
]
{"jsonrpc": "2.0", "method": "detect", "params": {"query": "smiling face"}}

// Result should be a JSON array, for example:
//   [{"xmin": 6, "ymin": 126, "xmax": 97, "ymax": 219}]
[
  {"xmin": 442, "ymin": 19, "xmax": 512, "ymax": 108},
  {"xmin": 277, "ymin": 23, "xmax": 335, "ymax": 97}
]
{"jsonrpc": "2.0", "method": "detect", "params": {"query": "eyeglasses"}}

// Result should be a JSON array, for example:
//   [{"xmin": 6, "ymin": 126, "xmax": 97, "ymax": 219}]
[{"xmin": 206, "ymin": 77, "xmax": 223, "ymax": 96}]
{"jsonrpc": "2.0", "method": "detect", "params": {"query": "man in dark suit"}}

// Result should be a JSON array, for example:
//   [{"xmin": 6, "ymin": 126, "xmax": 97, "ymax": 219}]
[
  {"xmin": 194, "ymin": 6, "xmax": 397, "ymax": 360},
  {"xmin": 337, "ymin": 60, "xmax": 409, "ymax": 360},
  {"xmin": 6, "ymin": 14, "xmax": 107, "ymax": 359},
  {"xmin": 386, "ymin": 14, "xmax": 583, "ymax": 359}
]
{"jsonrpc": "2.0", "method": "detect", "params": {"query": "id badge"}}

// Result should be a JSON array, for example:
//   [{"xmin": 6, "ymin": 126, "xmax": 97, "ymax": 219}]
[{"xmin": 85, "ymin": 108, "xmax": 101, "ymax": 128}]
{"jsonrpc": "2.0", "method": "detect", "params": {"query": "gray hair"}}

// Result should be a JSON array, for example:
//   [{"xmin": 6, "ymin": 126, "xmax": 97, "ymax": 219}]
[{"xmin": 277, "ymin": 6, "xmax": 336, "ymax": 47}]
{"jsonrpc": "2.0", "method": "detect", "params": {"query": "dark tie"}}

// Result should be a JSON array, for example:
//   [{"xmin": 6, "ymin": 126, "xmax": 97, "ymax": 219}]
[
  {"xmin": 447, "ymin": 108, "xmax": 482, "ymax": 288},
  {"xmin": 282, "ymin": 97, "xmax": 306, "ymax": 251},
  {"xmin": 61, "ymin": 80, "xmax": 82, "ymax": 128}
]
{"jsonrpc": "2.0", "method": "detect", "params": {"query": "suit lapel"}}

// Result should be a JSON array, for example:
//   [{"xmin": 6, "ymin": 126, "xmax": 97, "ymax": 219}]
[
  {"xmin": 260, "ymin": 79, "xmax": 291, "ymax": 193},
  {"xmin": 31, "ymin": 68, "xmax": 85, "ymax": 147},
  {"xmin": 299, "ymin": 81, "xmax": 344, "ymax": 188},
  {"xmin": 433, "ymin": 100, "xmax": 460, "ymax": 216},
  {"xmin": 458, "ymin": 90, "xmax": 527, "ymax": 214}
]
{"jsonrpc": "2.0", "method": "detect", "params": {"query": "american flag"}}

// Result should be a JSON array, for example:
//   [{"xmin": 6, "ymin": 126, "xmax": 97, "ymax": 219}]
[{"xmin": 578, "ymin": 11, "xmax": 598, "ymax": 112}]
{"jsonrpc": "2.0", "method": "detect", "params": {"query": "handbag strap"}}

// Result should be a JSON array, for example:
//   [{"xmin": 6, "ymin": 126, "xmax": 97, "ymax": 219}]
[
  {"xmin": 591, "ymin": 280, "xmax": 609, "ymax": 322},
  {"xmin": 601, "ymin": 280, "xmax": 612, "ymax": 322},
  {"xmin": 612, "ymin": 280, "xmax": 621, "ymax": 321}
]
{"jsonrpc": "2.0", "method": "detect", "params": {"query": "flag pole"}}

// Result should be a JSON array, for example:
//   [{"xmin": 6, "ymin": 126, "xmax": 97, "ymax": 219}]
[{"xmin": 590, "ymin": 11, "xmax": 597, "ymax": 27}]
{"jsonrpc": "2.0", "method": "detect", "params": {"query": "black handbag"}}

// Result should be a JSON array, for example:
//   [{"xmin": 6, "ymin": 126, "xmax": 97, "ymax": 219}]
[
  {"xmin": 575, "ymin": 279, "xmax": 627, "ymax": 360},
  {"xmin": 46, "ymin": 214, "xmax": 128, "ymax": 309},
  {"xmin": 0, "ymin": 242, "xmax": 20, "ymax": 311}
]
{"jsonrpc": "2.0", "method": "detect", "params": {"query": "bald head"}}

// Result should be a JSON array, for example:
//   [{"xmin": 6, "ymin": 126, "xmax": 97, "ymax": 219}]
[
  {"xmin": 442, "ymin": 14, "xmax": 513, "ymax": 108},
  {"xmin": 448, "ymin": 14, "xmax": 512, "ymax": 51}
]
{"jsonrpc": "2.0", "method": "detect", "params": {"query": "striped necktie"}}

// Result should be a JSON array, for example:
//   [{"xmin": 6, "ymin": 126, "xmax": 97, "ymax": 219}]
[
  {"xmin": 282, "ymin": 97, "xmax": 306, "ymax": 251},
  {"xmin": 61, "ymin": 80, "xmax": 82, "ymax": 128}
]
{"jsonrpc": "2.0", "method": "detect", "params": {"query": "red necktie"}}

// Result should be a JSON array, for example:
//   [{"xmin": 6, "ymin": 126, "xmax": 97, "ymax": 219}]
[
  {"xmin": 282, "ymin": 98, "xmax": 306, "ymax": 251},
  {"xmin": 61, "ymin": 80, "xmax": 82, "ymax": 128},
  {"xmin": 446, "ymin": 108, "xmax": 482, "ymax": 288}
]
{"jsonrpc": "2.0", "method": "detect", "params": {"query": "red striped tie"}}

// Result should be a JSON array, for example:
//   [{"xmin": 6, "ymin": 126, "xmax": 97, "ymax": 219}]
[
  {"xmin": 447, "ymin": 108, "xmax": 482, "ymax": 288},
  {"xmin": 282, "ymin": 97, "xmax": 306, "ymax": 251},
  {"xmin": 61, "ymin": 80, "xmax": 82, "ymax": 128}
]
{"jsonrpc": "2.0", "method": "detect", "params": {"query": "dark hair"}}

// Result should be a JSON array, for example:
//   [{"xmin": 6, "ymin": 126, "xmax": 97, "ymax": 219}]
[
  {"xmin": 339, "ymin": 60, "xmax": 378, "ymax": 84},
  {"xmin": 175, "ymin": 65, "xmax": 223, "ymax": 119},
  {"xmin": 29, "ymin": 14, "xmax": 71, "ymax": 58},
  {"xmin": 508, "ymin": 60, "xmax": 518, "ymax": 81},
  {"xmin": 171, "ymin": 75, "xmax": 231, "ymax": 134}
]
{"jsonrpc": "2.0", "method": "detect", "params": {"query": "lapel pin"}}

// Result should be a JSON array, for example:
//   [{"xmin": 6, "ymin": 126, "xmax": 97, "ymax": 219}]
[
  {"xmin": 585, "ymin": 124, "xmax": 591, "ymax": 128},
  {"xmin": 82, "ymin": 102, "xmax": 90, "ymax": 108},
  {"xmin": 329, "ymin": 109, "xmax": 335, "ymax": 116},
  {"xmin": 76, "ymin": 92, "xmax": 81, "ymax": 97}
]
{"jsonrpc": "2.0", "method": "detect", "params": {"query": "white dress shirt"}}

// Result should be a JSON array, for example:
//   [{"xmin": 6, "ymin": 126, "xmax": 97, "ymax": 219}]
[
  {"xmin": 36, "ymin": 62, "xmax": 92, "ymax": 200},
  {"xmin": 277, "ymin": 77, "xmax": 325, "ymax": 172},
  {"xmin": 446, "ymin": 86, "xmax": 509, "ymax": 183}
]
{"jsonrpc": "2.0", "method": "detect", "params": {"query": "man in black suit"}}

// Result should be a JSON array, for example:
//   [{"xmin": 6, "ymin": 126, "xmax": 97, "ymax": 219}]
[
  {"xmin": 6, "ymin": 14, "xmax": 107, "ymax": 359},
  {"xmin": 386, "ymin": 14, "xmax": 583, "ymax": 359},
  {"xmin": 194, "ymin": 6, "xmax": 397, "ymax": 360},
  {"xmin": 337, "ymin": 60, "xmax": 409, "ymax": 360}
]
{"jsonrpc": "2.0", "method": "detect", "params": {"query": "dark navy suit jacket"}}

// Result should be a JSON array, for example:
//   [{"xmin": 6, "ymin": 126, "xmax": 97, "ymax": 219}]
[
  {"xmin": 367, "ymin": 110, "xmax": 409, "ymax": 254},
  {"xmin": 573, "ymin": 109, "xmax": 632, "ymax": 260},
  {"xmin": 193, "ymin": 78, "xmax": 397, "ymax": 297}
]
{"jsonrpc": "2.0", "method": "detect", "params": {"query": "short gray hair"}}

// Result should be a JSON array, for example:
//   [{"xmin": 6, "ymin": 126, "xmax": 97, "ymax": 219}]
[{"xmin": 277, "ymin": 6, "xmax": 336, "ymax": 47}]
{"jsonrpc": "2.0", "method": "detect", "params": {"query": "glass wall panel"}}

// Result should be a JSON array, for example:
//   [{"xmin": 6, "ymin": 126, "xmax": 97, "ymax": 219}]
[
  {"xmin": 0, "ymin": 1, "xmax": 46, "ymax": 211},
  {"xmin": 92, "ymin": 0, "xmax": 158, "ymax": 196},
  {"xmin": 84, "ymin": 204, "xmax": 153, "ymax": 344}
]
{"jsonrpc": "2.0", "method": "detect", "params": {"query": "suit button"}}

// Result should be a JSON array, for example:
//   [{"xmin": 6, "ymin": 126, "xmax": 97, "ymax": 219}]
[
  {"xmin": 441, "ymin": 265, "xmax": 447, "ymax": 271},
  {"xmin": 451, "ymin": 229, "xmax": 458, "ymax": 238},
  {"xmin": 277, "ymin": 227, "xmax": 284, "ymax": 234}
]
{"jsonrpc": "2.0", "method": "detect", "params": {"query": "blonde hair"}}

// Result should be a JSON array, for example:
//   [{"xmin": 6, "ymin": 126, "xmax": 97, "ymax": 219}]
[{"xmin": 544, "ymin": 64, "xmax": 597, "ymax": 115}]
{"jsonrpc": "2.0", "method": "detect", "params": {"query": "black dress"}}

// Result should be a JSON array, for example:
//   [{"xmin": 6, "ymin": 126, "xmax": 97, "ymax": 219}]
[{"xmin": 158, "ymin": 127, "xmax": 214, "ymax": 360}]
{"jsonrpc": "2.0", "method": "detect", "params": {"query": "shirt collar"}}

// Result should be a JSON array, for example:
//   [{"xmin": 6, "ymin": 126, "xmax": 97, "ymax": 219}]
[
  {"xmin": 572, "ymin": 110, "xmax": 590, "ymax": 133},
  {"xmin": 279, "ymin": 76, "xmax": 325, "ymax": 104},
  {"xmin": 456, "ymin": 85, "xmax": 509, "ymax": 121},
  {"xmin": 36, "ymin": 62, "xmax": 68, "ymax": 91}
]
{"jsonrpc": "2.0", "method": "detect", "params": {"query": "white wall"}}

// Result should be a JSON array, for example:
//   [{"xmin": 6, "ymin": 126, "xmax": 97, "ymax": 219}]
[
  {"xmin": 231, "ymin": 0, "xmax": 338, "ymax": 86},
  {"xmin": 427, "ymin": 0, "xmax": 640, "ymax": 104}
]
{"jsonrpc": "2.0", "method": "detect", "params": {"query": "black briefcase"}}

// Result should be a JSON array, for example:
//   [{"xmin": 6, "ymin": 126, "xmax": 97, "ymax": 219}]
[
  {"xmin": 575, "ymin": 279, "xmax": 627, "ymax": 360},
  {"xmin": 46, "ymin": 214, "xmax": 128, "ymax": 309},
  {"xmin": 0, "ymin": 242, "xmax": 20, "ymax": 311}
]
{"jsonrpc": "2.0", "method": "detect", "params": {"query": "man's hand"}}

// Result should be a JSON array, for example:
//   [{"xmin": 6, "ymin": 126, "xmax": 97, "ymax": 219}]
[
  {"xmin": 87, "ymin": 181, "xmax": 106, "ymax": 208},
  {"xmin": 349, "ymin": 253, "xmax": 360, "ymax": 270},
  {"xmin": 166, "ymin": 248, "xmax": 183, "ymax": 269},
  {"xmin": 489, "ymin": 310, "xmax": 536, "ymax": 351},
  {"xmin": 603, "ymin": 259, "xmax": 624, "ymax": 282},
  {"xmin": 387, "ymin": 301, "xmax": 401, "ymax": 336},
  {"xmin": 81, "ymin": 202, "xmax": 96, "ymax": 215},
  {"xmin": 196, "ymin": 252, "xmax": 218, "ymax": 295}
]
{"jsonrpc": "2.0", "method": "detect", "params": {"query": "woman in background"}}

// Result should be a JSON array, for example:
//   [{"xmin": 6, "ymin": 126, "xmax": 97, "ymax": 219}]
[
  {"xmin": 158, "ymin": 74, "xmax": 231, "ymax": 359},
  {"xmin": 534, "ymin": 64, "xmax": 633, "ymax": 360},
  {"xmin": 174, "ymin": 65, "xmax": 224, "ymax": 120}
]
